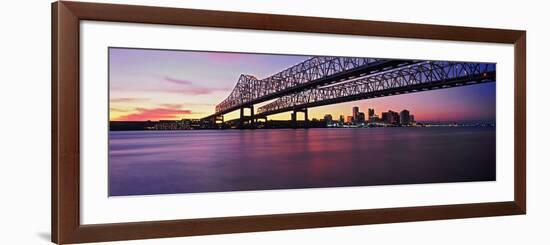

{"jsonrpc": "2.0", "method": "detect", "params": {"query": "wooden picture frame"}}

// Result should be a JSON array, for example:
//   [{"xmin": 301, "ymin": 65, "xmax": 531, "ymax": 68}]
[{"xmin": 52, "ymin": 1, "xmax": 526, "ymax": 244}]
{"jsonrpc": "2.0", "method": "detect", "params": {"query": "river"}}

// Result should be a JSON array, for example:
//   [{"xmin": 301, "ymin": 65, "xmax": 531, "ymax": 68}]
[{"xmin": 108, "ymin": 127, "xmax": 496, "ymax": 196}]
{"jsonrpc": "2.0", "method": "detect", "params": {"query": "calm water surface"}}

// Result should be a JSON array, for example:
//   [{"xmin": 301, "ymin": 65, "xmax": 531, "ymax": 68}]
[{"xmin": 109, "ymin": 128, "xmax": 495, "ymax": 196}]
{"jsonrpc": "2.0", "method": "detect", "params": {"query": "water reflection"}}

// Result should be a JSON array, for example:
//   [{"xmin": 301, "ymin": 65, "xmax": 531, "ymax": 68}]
[{"xmin": 109, "ymin": 128, "xmax": 496, "ymax": 196}]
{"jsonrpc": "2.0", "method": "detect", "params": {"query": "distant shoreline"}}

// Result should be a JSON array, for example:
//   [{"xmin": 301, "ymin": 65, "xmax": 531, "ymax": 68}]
[{"xmin": 109, "ymin": 120, "xmax": 495, "ymax": 131}]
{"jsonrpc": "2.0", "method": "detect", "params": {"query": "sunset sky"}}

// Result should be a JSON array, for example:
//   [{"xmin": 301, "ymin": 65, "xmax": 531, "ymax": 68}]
[{"xmin": 109, "ymin": 48, "xmax": 496, "ymax": 123}]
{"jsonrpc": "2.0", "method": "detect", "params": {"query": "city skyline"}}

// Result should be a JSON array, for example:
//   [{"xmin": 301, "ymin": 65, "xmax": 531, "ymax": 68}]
[{"xmin": 109, "ymin": 48, "xmax": 496, "ymax": 123}]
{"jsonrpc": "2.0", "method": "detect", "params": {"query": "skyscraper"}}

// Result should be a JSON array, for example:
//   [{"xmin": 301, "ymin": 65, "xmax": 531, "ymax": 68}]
[
  {"xmin": 368, "ymin": 108, "xmax": 375, "ymax": 121},
  {"xmin": 352, "ymin": 106, "xmax": 359, "ymax": 123},
  {"xmin": 381, "ymin": 112, "xmax": 390, "ymax": 124},
  {"xmin": 324, "ymin": 114, "xmax": 333, "ymax": 125},
  {"xmin": 391, "ymin": 110, "xmax": 400, "ymax": 125},
  {"xmin": 358, "ymin": 112, "xmax": 365, "ymax": 124},
  {"xmin": 382, "ymin": 110, "xmax": 400, "ymax": 125},
  {"xmin": 400, "ymin": 110, "xmax": 411, "ymax": 126}
]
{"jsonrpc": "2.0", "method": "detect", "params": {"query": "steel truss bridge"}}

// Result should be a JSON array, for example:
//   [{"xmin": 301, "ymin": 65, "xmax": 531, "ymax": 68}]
[{"xmin": 202, "ymin": 56, "xmax": 496, "ymax": 128}]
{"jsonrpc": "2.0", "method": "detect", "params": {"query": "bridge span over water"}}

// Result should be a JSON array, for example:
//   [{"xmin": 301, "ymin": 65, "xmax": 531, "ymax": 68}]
[{"xmin": 202, "ymin": 56, "xmax": 495, "ymax": 128}]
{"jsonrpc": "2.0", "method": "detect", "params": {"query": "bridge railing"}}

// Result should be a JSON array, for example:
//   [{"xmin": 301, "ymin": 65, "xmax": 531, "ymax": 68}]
[
  {"xmin": 214, "ymin": 56, "xmax": 385, "ymax": 114},
  {"xmin": 257, "ymin": 61, "xmax": 496, "ymax": 115}
]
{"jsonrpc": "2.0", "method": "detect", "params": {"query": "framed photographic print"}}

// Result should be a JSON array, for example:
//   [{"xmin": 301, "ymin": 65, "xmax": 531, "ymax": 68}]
[{"xmin": 52, "ymin": 1, "xmax": 526, "ymax": 244}]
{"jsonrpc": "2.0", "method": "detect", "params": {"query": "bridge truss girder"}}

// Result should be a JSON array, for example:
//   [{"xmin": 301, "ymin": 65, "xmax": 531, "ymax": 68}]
[
  {"xmin": 213, "ymin": 56, "xmax": 416, "ymax": 116},
  {"xmin": 256, "ymin": 61, "xmax": 496, "ymax": 117}
]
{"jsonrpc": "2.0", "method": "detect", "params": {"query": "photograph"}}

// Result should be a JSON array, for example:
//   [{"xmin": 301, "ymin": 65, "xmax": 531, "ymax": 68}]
[{"xmin": 108, "ymin": 47, "xmax": 497, "ymax": 196}]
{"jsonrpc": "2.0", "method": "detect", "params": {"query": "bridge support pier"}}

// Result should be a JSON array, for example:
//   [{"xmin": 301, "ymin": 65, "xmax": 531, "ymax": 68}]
[
  {"xmin": 304, "ymin": 108, "xmax": 309, "ymax": 128},
  {"xmin": 238, "ymin": 105, "xmax": 255, "ymax": 129},
  {"xmin": 291, "ymin": 111, "xmax": 297, "ymax": 128},
  {"xmin": 291, "ymin": 108, "xmax": 308, "ymax": 129},
  {"xmin": 239, "ymin": 108, "xmax": 244, "ymax": 128},
  {"xmin": 250, "ymin": 105, "xmax": 255, "ymax": 128}
]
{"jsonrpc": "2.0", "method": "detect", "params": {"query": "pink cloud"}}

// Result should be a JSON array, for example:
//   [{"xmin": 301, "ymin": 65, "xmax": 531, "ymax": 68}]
[
  {"xmin": 161, "ymin": 76, "xmax": 229, "ymax": 95},
  {"xmin": 114, "ymin": 107, "xmax": 193, "ymax": 121},
  {"xmin": 160, "ymin": 103, "xmax": 215, "ymax": 108},
  {"xmin": 164, "ymin": 77, "xmax": 193, "ymax": 85},
  {"xmin": 168, "ymin": 87, "xmax": 230, "ymax": 95}
]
